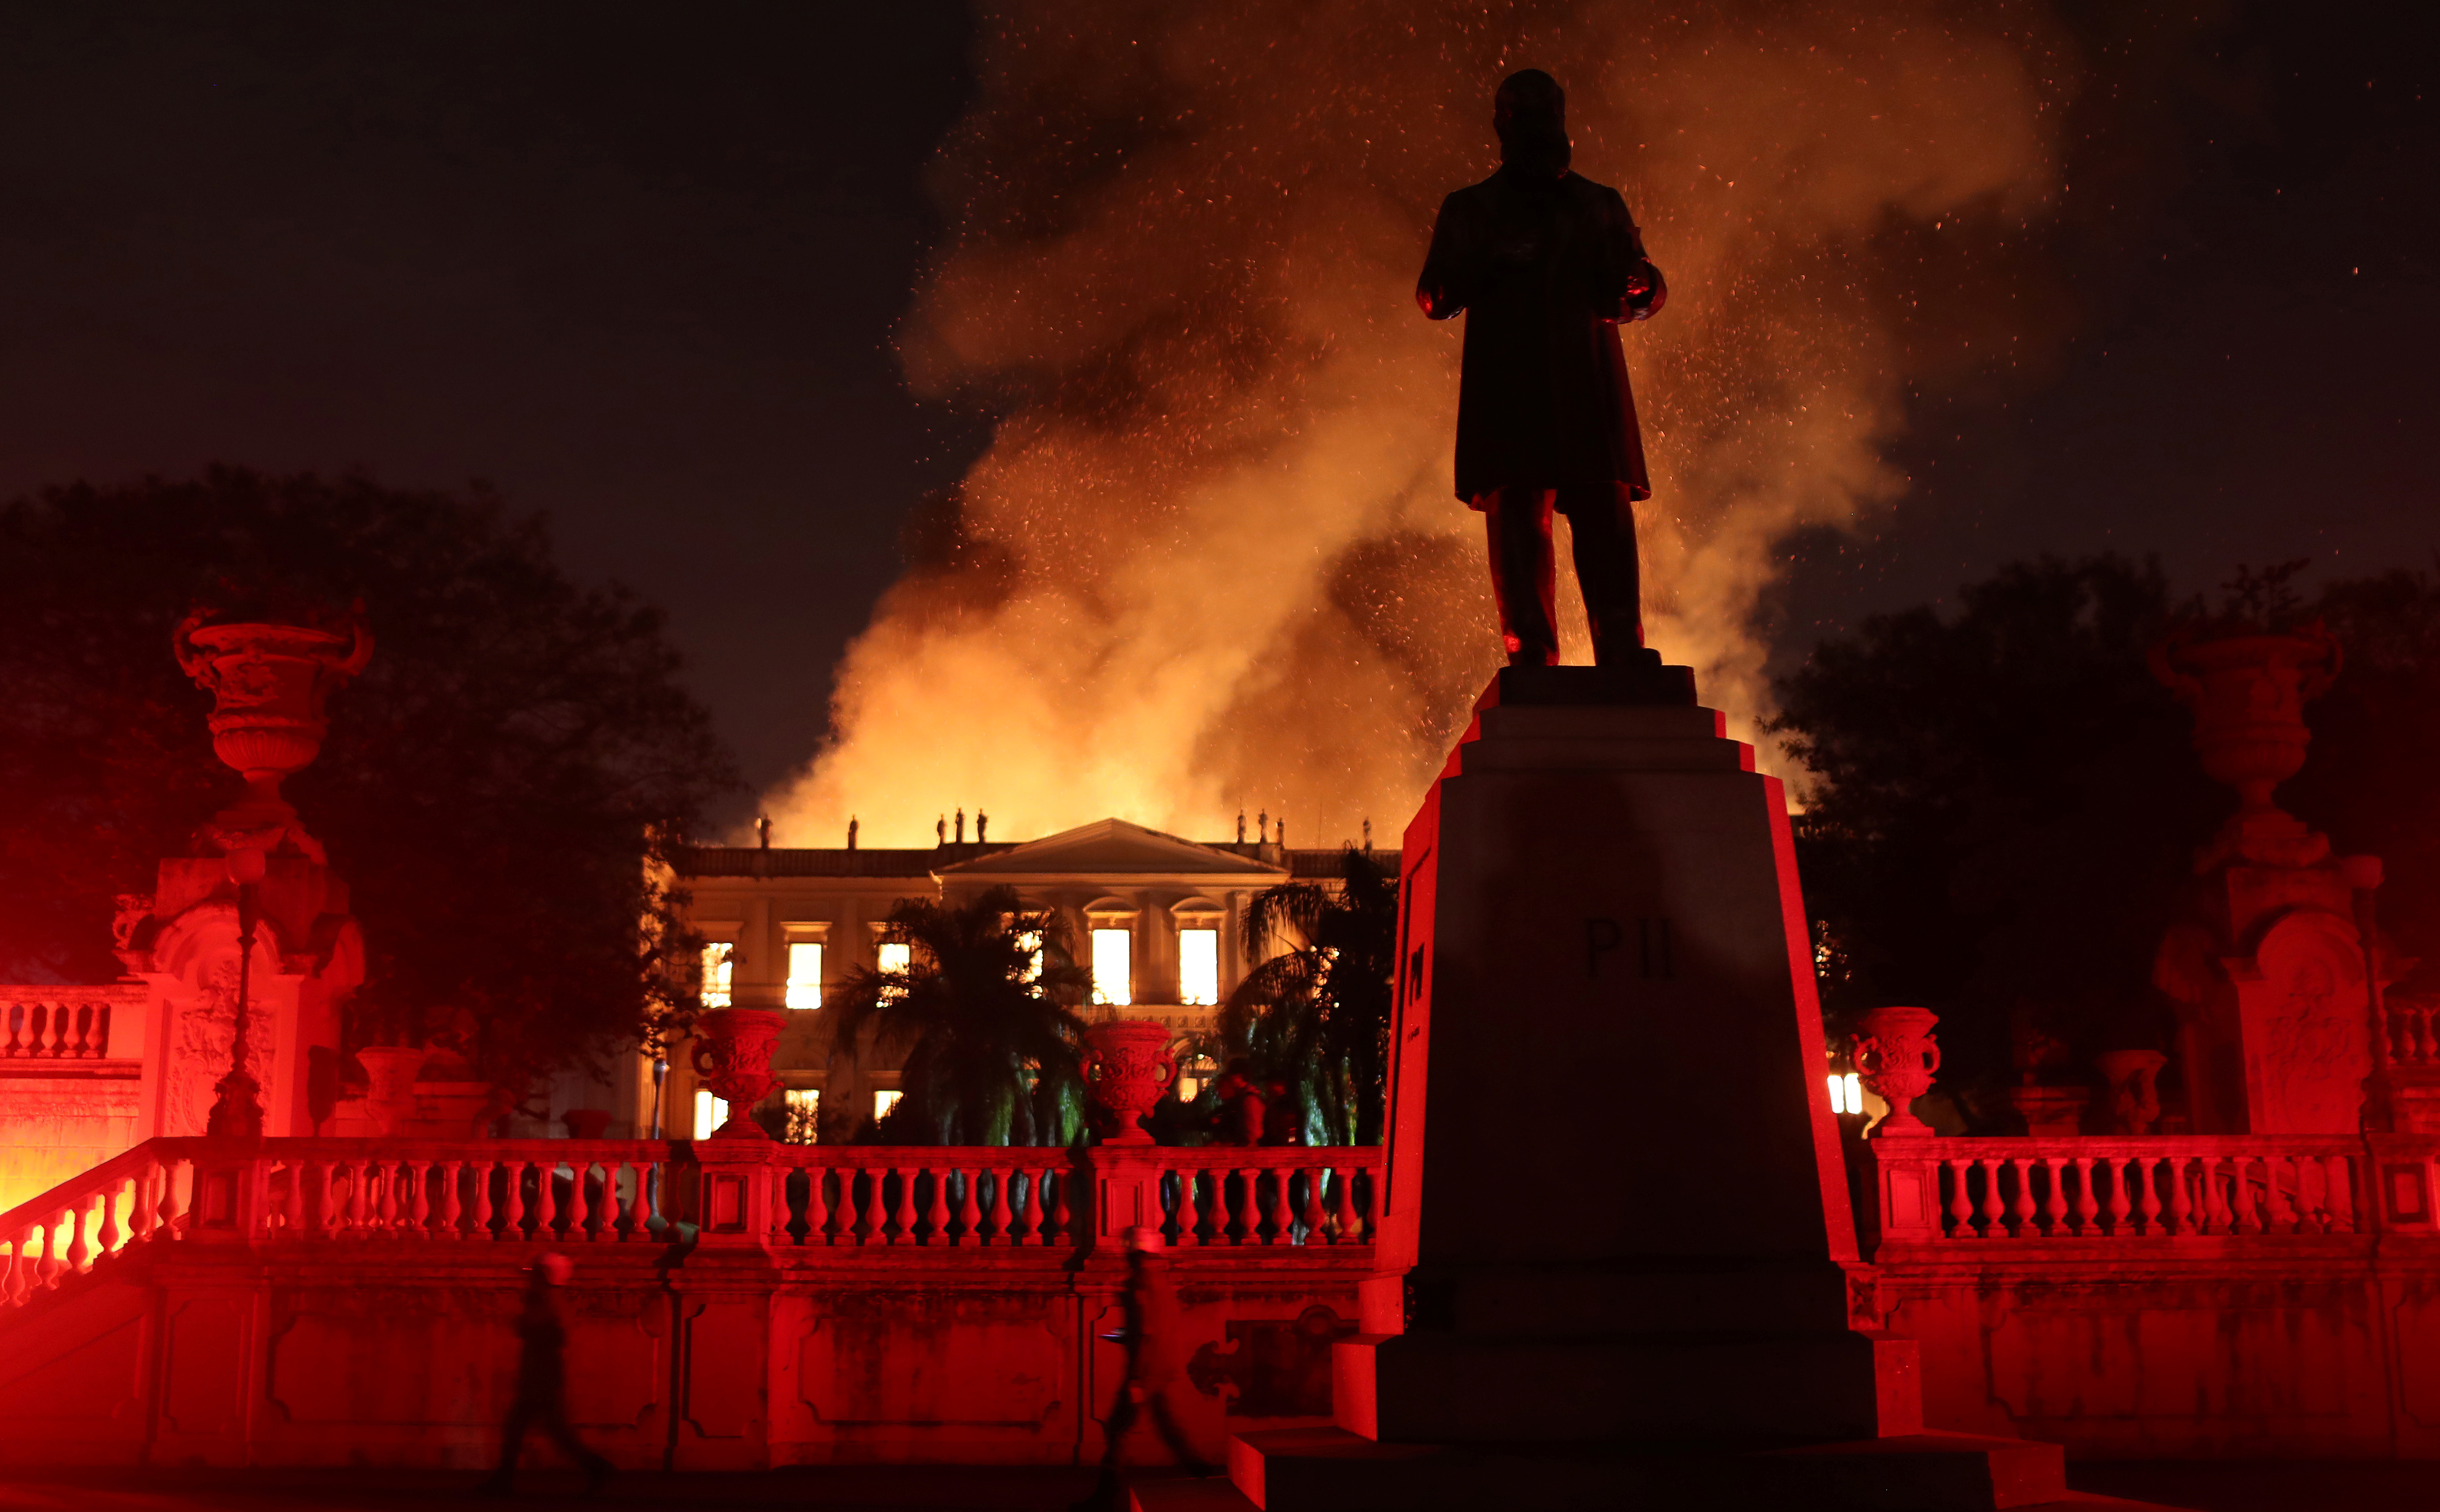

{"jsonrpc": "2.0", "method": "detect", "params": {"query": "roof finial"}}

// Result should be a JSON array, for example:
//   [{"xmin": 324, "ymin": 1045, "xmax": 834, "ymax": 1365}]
[
  {"xmin": 1363, "ymin": 817, "xmax": 1372, "ymax": 851},
  {"xmin": 977, "ymin": 810, "xmax": 989, "ymax": 843},
  {"xmin": 937, "ymin": 814, "xmax": 947, "ymax": 845},
  {"xmin": 1258, "ymin": 809, "xmax": 1268, "ymax": 844},
  {"xmin": 756, "ymin": 814, "xmax": 772, "ymax": 849},
  {"xmin": 1278, "ymin": 814, "xmax": 1287, "ymax": 849},
  {"xmin": 1236, "ymin": 809, "xmax": 1246, "ymax": 844},
  {"xmin": 848, "ymin": 816, "xmax": 859, "ymax": 851},
  {"xmin": 955, "ymin": 807, "xmax": 966, "ymax": 844}
]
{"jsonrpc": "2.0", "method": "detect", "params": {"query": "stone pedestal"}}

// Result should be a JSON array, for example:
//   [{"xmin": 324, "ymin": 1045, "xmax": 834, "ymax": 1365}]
[
  {"xmin": 1155, "ymin": 668, "xmax": 2181, "ymax": 1512},
  {"xmin": 1343, "ymin": 667, "xmax": 1911, "ymax": 1448}
]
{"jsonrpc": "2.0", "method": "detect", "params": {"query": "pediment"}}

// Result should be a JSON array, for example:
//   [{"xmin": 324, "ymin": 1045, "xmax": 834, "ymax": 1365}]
[{"xmin": 937, "ymin": 819, "xmax": 1282, "ymax": 880}]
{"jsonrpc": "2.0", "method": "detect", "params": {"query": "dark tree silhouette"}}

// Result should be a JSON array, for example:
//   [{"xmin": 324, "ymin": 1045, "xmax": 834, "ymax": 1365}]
[
  {"xmin": 826, "ymin": 885, "xmax": 1093, "ymax": 1146},
  {"xmin": 1221, "ymin": 847, "xmax": 1397, "ymax": 1146},
  {"xmin": 1772, "ymin": 553, "xmax": 2440, "ymax": 1126},
  {"xmin": 0, "ymin": 468, "xmax": 740, "ymax": 1100}
]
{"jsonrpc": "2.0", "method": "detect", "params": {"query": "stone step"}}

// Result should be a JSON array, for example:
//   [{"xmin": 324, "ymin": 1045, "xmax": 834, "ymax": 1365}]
[{"xmin": 1203, "ymin": 1427, "xmax": 2197, "ymax": 1512}]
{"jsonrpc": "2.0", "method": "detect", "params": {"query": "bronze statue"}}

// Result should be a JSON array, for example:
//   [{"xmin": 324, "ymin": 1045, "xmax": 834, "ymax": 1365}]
[{"xmin": 1418, "ymin": 69, "xmax": 1665, "ymax": 667}]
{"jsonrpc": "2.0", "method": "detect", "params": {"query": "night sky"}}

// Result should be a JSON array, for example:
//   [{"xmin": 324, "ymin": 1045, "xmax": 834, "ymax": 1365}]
[{"xmin": 1, "ymin": 3, "xmax": 2432, "ymax": 813}]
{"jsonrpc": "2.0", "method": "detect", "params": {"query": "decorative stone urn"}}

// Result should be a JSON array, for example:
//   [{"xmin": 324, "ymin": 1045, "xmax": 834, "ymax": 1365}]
[
  {"xmin": 2095, "ymin": 1049, "xmax": 2168, "ymax": 1135},
  {"xmin": 2008, "ymin": 1084, "xmax": 2091, "ymax": 1136},
  {"xmin": 690, "ymin": 1008, "xmax": 783, "ymax": 1139},
  {"xmin": 174, "ymin": 610, "xmax": 374, "ymax": 850},
  {"xmin": 2149, "ymin": 622, "xmax": 2340, "ymax": 864},
  {"xmin": 354, "ymin": 1045, "xmax": 428, "ymax": 1137},
  {"xmin": 1081, "ymin": 1020, "xmax": 1177, "ymax": 1145},
  {"xmin": 1852, "ymin": 1006, "xmax": 1941, "ymax": 1138}
]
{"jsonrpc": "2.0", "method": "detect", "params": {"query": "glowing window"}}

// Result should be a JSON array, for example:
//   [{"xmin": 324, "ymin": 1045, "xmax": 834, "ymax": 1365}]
[
  {"xmin": 784, "ymin": 1088, "xmax": 819, "ymax": 1144},
  {"xmin": 1179, "ymin": 928, "xmax": 1219, "ymax": 1006},
  {"xmin": 1827, "ymin": 1073, "xmax": 1863, "ymax": 1115},
  {"xmin": 692, "ymin": 1087, "xmax": 729, "ymax": 1140},
  {"xmin": 700, "ymin": 944, "xmax": 733, "ymax": 1009},
  {"xmin": 877, "ymin": 940, "xmax": 912, "ymax": 1002},
  {"xmin": 785, "ymin": 942, "xmax": 823, "ymax": 1010},
  {"xmin": 1091, "ymin": 928, "xmax": 1132, "ymax": 1006},
  {"xmin": 874, "ymin": 1089, "xmax": 904, "ymax": 1122}
]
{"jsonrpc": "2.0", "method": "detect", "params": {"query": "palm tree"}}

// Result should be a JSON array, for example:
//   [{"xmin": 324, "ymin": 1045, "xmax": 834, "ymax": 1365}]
[
  {"xmin": 1220, "ymin": 847, "xmax": 1398, "ymax": 1146},
  {"xmin": 826, "ymin": 884, "xmax": 1093, "ymax": 1146}
]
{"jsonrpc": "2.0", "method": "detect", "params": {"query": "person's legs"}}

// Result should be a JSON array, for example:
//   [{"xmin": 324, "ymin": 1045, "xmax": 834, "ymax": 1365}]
[
  {"xmin": 478, "ymin": 1400, "xmax": 533, "ymax": 1492},
  {"xmin": 1147, "ymin": 1388, "xmax": 1210, "ymax": 1473},
  {"xmin": 1563, "ymin": 482, "xmax": 1644, "ymax": 662},
  {"xmin": 538, "ymin": 1399, "xmax": 612, "ymax": 1483},
  {"xmin": 1481, "ymin": 487, "xmax": 1560, "ymax": 666}
]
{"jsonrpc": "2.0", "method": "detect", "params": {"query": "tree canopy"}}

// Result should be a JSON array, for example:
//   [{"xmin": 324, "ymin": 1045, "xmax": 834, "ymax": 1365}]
[
  {"xmin": 1772, "ymin": 554, "xmax": 2440, "ymax": 1126},
  {"xmin": 825, "ymin": 884, "xmax": 1092, "ymax": 1146},
  {"xmin": 1221, "ymin": 847, "xmax": 1397, "ymax": 1146},
  {"xmin": 0, "ymin": 467, "xmax": 740, "ymax": 1098}
]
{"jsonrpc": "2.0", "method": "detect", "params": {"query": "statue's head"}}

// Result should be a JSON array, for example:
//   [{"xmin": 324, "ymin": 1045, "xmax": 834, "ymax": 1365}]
[{"xmin": 1493, "ymin": 68, "xmax": 1570, "ymax": 178}]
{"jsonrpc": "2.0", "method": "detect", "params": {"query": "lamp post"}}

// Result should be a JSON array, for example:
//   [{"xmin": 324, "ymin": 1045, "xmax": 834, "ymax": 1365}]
[{"xmin": 206, "ymin": 846, "xmax": 268, "ymax": 1139}]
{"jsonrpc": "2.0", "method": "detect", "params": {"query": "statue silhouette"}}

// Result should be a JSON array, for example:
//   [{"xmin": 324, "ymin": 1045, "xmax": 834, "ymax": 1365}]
[{"xmin": 1418, "ymin": 68, "xmax": 1666, "ymax": 668}]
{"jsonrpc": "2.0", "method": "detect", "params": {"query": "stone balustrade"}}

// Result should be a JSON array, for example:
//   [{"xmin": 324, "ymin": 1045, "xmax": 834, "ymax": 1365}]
[
  {"xmin": 0, "ymin": 988, "xmax": 139, "ymax": 1060},
  {"xmin": 1, "ymin": 1135, "xmax": 1378, "ymax": 1316},
  {"xmin": 1129, "ymin": 1148, "xmax": 1378, "ymax": 1248},
  {"xmin": 1870, "ymin": 1135, "xmax": 2367, "ymax": 1244}
]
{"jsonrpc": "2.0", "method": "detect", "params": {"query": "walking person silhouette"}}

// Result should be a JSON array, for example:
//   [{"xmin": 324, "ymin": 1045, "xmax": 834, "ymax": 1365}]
[
  {"xmin": 1074, "ymin": 1227, "xmax": 1213, "ymax": 1510},
  {"xmin": 477, "ymin": 1252, "xmax": 614, "ymax": 1497}
]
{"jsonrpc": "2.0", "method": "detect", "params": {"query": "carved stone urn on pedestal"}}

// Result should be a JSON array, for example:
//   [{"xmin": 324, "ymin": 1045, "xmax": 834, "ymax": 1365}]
[
  {"xmin": 354, "ymin": 1046, "xmax": 428, "ymax": 1137},
  {"xmin": 175, "ymin": 611, "xmax": 375, "ymax": 857},
  {"xmin": 2094, "ymin": 1049, "xmax": 2168, "ymax": 1134},
  {"xmin": 1853, "ymin": 1006, "xmax": 1941, "ymax": 1137},
  {"xmin": 691, "ymin": 1008, "xmax": 783, "ymax": 1139},
  {"xmin": 1081, "ymin": 1020, "xmax": 1176, "ymax": 1145},
  {"xmin": 2148, "ymin": 622, "xmax": 2340, "ymax": 867}
]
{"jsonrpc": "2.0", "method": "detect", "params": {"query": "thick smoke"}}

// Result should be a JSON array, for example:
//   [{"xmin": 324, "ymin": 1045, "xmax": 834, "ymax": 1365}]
[{"xmin": 769, "ymin": 2, "xmax": 2067, "ymax": 846}]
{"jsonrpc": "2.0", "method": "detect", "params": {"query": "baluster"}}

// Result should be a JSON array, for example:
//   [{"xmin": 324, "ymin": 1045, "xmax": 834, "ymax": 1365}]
[
  {"xmin": 1971, "ymin": 1157, "xmax": 2001, "ymax": 1238},
  {"xmin": 2199, "ymin": 1155, "xmax": 2229, "ymax": 1234},
  {"xmin": 1944, "ymin": 1159, "xmax": 1973, "ymax": 1238},
  {"xmin": 499, "ymin": 1160, "xmax": 525, "ymax": 1240},
  {"xmin": 796, "ymin": 1163, "xmax": 827, "ymax": 1246},
  {"xmin": 2270, "ymin": 1155, "xmax": 2300, "ymax": 1233},
  {"xmin": 925, "ymin": 1167, "xmax": 953, "ymax": 1246},
  {"xmin": 2165, "ymin": 1155, "xmax": 2192, "ymax": 1236},
  {"xmin": 401, "ymin": 1161, "xmax": 428, "ymax": 1238},
  {"xmin": 1265, "ymin": 1167, "xmax": 1294, "ymax": 1246},
  {"xmin": 596, "ymin": 1161, "xmax": 622, "ymax": 1242},
  {"xmin": 3, "ymin": 1233, "xmax": 23, "ymax": 1305},
  {"xmin": 435, "ymin": 1161, "xmax": 462, "ymax": 1240},
  {"xmin": 1296, "ymin": 1166, "xmax": 1323, "ymax": 1245},
  {"xmin": 2034, "ymin": 1158, "xmax": 2065, "ymax": 1237},
  {"xmin": 374, "ymin": 1160, "xmax": 401, "ymax": 1235},
  {"xmin": 891, "ymin": 1167, "xmax": 918, "ymax": 1245},
  {"xmin": 277, "ymin": 1160, "xmax": 303, "ymax": 1237},
  {"xmin": 640, "ymin": 1159, "xmax": 665, "ymax": 1238},
  {"xmin": 2325, "ymin": 1155, "xmax": 2357, "ymax": 1233},
  {"xmin": 36, "ymin": 1004, "xmax": 58, "ymax": 1056},
  {"xmin": 1229, "ymin": 1167, "xmax": 1256, "ymax": 1246},
  {"xmin": 985, "ymin": 1166, "xmax": 1013, "ymax": 1246},
  {"xmin": 35, "ymin": 1217, "xmax": 61, "ymax": 1289},
  {"xmin": 2229, "ymin": 1156, "xmax": 2261, "ymax": 1234},
  {"xmin": 2006, "ymin": 1158, "xmax": 2035, "ymax": 1237},
  {"xmin": 1016, "ymin": 1166, "xmax": 1044, "ymax": 1247},
  {"xmin": 1052, "ymin": 1168, "xmax": 1074, "ymax": 1244},
  {"xmin": 98, "ymin": 1185, "xmax": 122, "ymax": 1263},
  {"xmin": 2097, "ymin": 1156, "xmax": 2127, "ymax": 1234},
  {"xmin": 1332, "ymin": 1167, "xmax": 1359, "ymax": 1244},
  {"xmin": 954, "ymin": 1167, "xmax": 981, "ymax": 1247},
  {"xmin": 131, "ymin": 1167, "xmax": 158, "ymax": 1245},
  {"xmin": 2133, "ymin": 1157, "xmax": 2162, "ymax": 1234},
  {"xmin": 339, "ymin": 1159, "xmax": 367, "ymax": 1235},
  {"xmin": 836, "ymin": 1166, "xmax": 865, "ymax": 1245},
  {"xmin": 2071, "ymin": 1157, "xmax": 2098, "ymax": 1236},
  {"xmin": 566, "ymin": 1161, "xmax": 591, "ymax": 1239}
]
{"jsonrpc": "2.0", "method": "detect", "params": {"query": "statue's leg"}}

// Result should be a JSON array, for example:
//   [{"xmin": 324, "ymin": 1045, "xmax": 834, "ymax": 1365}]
[
  {"xmin": 1482, "ymin": 487, "xmax": 1560, "ymax": 666},
  {"xmin": 1566, "ymin": 482, "xmax": 1644, "ymax": 660}
]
